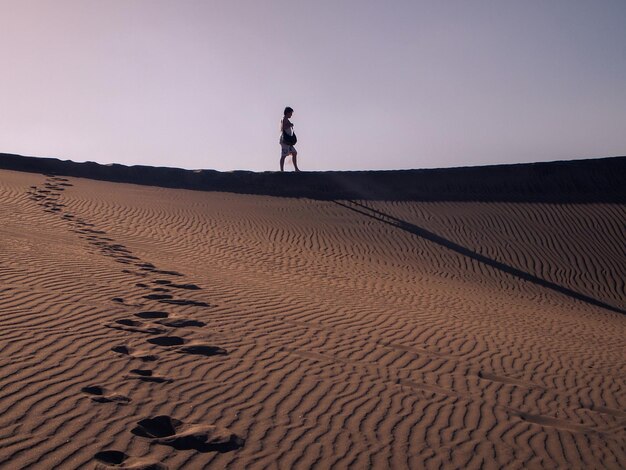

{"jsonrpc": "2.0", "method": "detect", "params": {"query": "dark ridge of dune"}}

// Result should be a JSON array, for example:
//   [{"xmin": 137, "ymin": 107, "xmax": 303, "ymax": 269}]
[{"xmin": 1, "ymin": 152, "xmax": 625, "ymax": 202}]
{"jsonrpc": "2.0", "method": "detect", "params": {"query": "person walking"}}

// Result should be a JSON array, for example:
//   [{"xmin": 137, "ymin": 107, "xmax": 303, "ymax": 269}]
[{"xmin": 280, "ymin": 106, "xmax": 300, "ymax": 172}]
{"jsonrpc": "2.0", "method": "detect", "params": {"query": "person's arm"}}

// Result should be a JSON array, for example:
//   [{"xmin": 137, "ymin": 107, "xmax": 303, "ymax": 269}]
[{"xmin": 282, "ymin": 118, "xmax": 293, "ymax": 132}]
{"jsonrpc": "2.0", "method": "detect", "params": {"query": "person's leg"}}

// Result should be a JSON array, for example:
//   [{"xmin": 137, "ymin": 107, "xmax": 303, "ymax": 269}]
[
  {"xmin": 280, "ymin": 145, "xmax": 288, "ymax": 171},
  {"xmin": 292, "ymin": 150, "xmax": 300, "ymax": 172}
]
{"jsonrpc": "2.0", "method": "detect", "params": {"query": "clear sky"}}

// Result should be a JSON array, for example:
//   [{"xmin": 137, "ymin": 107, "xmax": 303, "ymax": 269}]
[{"xmin": 1, "ymin": 0, "xmax": 625, "ymax": 171}]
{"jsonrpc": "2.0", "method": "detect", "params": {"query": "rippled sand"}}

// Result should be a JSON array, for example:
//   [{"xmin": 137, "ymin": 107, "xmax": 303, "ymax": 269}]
[{"xmin": 0, "ymin": 168, "xmax": 624, "ymax": 469}]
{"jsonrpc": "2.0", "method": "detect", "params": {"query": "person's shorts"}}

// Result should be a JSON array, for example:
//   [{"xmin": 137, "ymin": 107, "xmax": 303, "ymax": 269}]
[{"xmin": 281, "ymin": 143, "xmax": 296, "ymax": 158}]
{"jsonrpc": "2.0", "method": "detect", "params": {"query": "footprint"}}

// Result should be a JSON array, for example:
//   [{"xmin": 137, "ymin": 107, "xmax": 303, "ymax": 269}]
[
  {"xmin": 105, "ymin": 319, "xmax": 167, "ymax": 335},
  {"xmin": 93, "ymin": 450, "xmax": 167, "ymax": 470},
  {"xmin": 111, "ymin": 345, "xmax": 158, "ymax": 362},
  {"xmin": 155, "ymin": 318, "xmax": 206, "ymax": 328},
  {"xmin": 128, "ymin": 369, "xmax": 172, "ymax": 384},
  {"xmin": 116, "ymin": 319, "xmax": 142, "ymax": 326},
  {"xmin": 177, "ymin": 344, "xmax": 227, "ymax": 357},
  {"xmin": 148, "ymin": 336, "xmax": 186, "ymax": 347},
  {"xmin": 82, "ymin": 386, "xmax": 131, "ymax": 404},
  {"xmin": 135, "ymin": 311, "xmax": 169, "ymax": 320},
  {"xmin": 137, "ymin": 263, "xmax": 157, "ymax": 270},
  {"xmin": 154, "ymin": 280, "xmax": 200, "ymax": 290},
  {"xmin": 131, "ymin": 415, "xmax": 244, "ymax": 453},
  {"xmin": 153, "ymin": 270, "xmax": 184, "ymax": 277},
  {"xmin": 94, "ymin": 450, "xmax": 127, "ymax": 466},
  {"xmin": 175, "ymin": 283, "xmax": 201, "ymax": 290},
  {"xmin": 109, "ymin": 244, "xmax": 130, "ymax": 252},
  {"xmin": 144, "ymin": 294, "xmax": 173, "ymax": 300},
  {"xmin": 112, "ymin": 345, "xmax": 133, "ymax": 355}
]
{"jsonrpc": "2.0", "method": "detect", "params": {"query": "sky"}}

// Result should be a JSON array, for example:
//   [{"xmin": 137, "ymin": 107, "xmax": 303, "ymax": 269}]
[{"xmin": 1, "ymin": 0, "xmax": 625, "ymax": 172}]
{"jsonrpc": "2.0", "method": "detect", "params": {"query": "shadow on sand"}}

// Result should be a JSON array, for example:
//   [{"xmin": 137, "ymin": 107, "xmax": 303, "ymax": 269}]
[{"xmin": 333, "ymin": 199, "xmax": 625, "ymax": 315}]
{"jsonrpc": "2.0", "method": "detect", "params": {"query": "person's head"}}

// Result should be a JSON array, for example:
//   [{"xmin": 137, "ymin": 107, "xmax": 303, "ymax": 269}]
[{"xmin": 284, "ymin": 106, "xmax": 293, "ymax": 118}]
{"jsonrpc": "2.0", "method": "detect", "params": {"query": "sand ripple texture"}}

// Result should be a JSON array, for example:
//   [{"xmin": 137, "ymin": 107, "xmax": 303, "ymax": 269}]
[{"xmin": 0, "ymin": 169, "xmax": 624, "ymax": 469}]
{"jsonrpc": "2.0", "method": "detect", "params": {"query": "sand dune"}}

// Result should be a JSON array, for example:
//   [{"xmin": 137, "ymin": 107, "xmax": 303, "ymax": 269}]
[
  {"xmin": 0, "ymin": 158, "xmax": 624, "ymax": 469},
  {"xmin": 1, "ymin": 152, "xmax": 625, "ymax": 202}
]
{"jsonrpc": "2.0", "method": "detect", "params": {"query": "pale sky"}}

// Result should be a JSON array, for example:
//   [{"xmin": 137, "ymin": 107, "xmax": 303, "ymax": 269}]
[{"xmin": 1, "ymin": 0, "xmax": 625, "ymax": 171}]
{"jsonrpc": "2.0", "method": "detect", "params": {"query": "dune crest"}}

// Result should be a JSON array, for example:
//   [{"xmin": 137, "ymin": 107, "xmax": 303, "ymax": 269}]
[{"xmin": 1, "ymin": 152, "xmax": 625, "ymax": 202}]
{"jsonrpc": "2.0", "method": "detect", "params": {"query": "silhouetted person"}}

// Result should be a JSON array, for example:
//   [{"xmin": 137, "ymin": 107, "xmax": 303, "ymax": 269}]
[{"xmin": 280, "ymin": 106, "xmax": 300, "ymax": 172}]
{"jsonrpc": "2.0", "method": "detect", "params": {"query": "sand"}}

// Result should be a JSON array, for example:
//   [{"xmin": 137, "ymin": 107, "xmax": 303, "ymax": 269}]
[{"xmin": 0, "ymin": 164, "xmax": 624, "ymax": 469}]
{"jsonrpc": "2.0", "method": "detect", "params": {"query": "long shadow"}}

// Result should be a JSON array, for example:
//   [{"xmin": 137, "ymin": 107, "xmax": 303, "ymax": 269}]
[{"xmin": 333, "ymin": 200, "xmax": 625, "ymax": 315}]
